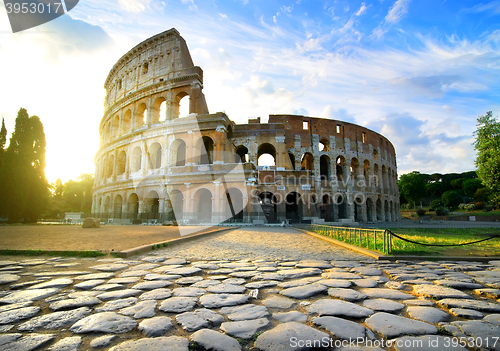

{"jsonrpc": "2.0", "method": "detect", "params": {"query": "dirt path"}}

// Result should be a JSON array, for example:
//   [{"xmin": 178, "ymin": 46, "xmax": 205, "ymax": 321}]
[{"xmin": 0, "ymin": 225, "xmax": 222, "ymax": 252}]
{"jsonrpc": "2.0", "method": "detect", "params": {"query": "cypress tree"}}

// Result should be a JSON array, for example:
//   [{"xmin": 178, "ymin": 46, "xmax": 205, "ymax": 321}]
[
  {"xmin": 0, "ymin": 118, "xmax": 6, "ymax": 168},
  {"xmin": 0, "ymin": 108, "xmax": 49, "ymax": 222}
]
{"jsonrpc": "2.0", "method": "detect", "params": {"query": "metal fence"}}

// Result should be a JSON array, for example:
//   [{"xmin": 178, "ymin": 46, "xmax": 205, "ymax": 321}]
[{"xmin": 308, "ymin": 224, "xmax": 392, "ymax": 254}]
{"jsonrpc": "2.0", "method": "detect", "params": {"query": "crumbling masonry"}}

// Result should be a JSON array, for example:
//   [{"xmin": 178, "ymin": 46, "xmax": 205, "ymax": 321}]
[{"xmin": 92, "ymin": 28, "xmax": 400, "ymax": 224}]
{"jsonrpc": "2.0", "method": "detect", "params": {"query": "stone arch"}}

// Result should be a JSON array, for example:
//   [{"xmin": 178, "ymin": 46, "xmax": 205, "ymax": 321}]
[
  {"xmin": 353, "ymin": 193, "xmax": 364, "ymax": 221},
  {"xmin": 224, "ymin": 188, "xmax": 244, "ymax": 222},
  {"xmin": 103, "ymin": 196, "xmax": 111, "ymax": 215},
  {"xmin": 194, "ymin": 188, "xmax": 212, "ymax": 222},
  {"xmin": 301, "ymin": 153, "xmax": 314, "ymax": 171},
  {"xmin": 149, "ymin": 142, "xmax": 162, "ymax": 169},
  {"xmin": 107, "ymin": 154, "xmax": 114, "ymax": 178},
  {"xmin": 257, "ymin": 143, "xmax": 276, "ymax": 167},
  {"xmin": 320, "ymin": 155, "xmax": 331, "ymax": 181},
  {"xmin": 122, "ymin": 109, "xmax": 132, "ymax": 132},
  {"xmin": 335, "ymin": 193, "xmax": 347, "ymax": 219},
  {"xmin": 366, "ymin": 197, "xmax": 374, "ymax": 222},
  {"xmin": 385, "ymin": 199, "xmax": 390, "ymax": 221},
  {"xmin": 351, "ymin": 157, "xmax": 360, "ymax": 180},
  {"xmin": 152, "ymin": 97, "xmax": 167, "ymax": 124},
  {"xmin": 112, "ymin": 115, "xmax": 120, "ymax": 138},
  {"xmin": 196, "ymin": 136, "xmax": 214, "ymax": 165},
  {"xmin": 376, "ymin": 198, "xmax": 383, "ymax": 221},
  {"xmin": 136, "ymin": 103, "xmax": 147, "ymax": 128},
  {"xmin": 321, "ymin": 194, "xmax": 334, "ymax": 222},
  {"xmin": 235, "ymin": 145, "xmax": 249, "ymax": 163},
  {"xmin": 117, "ymin": 150, "xmax": 126, "ymax": 175},
  {"xmin": 170, "ymin": 139, "xmax": 187, "ymax": 166},
  {"xmin": 259, "ymin": 192, "xmax": 277, "ymax": 222},
  {"xmin": 319, "ymin": 138, "xmax": 330, "ymax": 152},
  {"xmin": 286, "ymin": 192, "xmax": 303, "ymax": 222},
  {"xmin": 336, "ymin": 156, "xmax": 346, "ymax": 181},
  {"xmin": 127, "ymin": 193, "xmax": 139, "ymax": 218},
  {"xmin": 168, "ymin": 190, "xmax": 184, "ymax": 221},
  {"xmin": 131, "ymin": 147, "xmax": 142, "ymax": 172},
  {"xmin": 373, "ymin": 164, "xmax": 380, "ymax": 188},
  {"xmin": 144, "ymin": 190, "xmax": 160, "ymax": 216},
  {"xmin": 113, "ymin": 195, "xmax": 123, "ymax": 218},
  {"xmin": 173, "ymin": 91, "xmax": 190, "ymax": 119},
  {"xmin": 288, "ymin": 153, "xmax": 295, "ymax": 170}
]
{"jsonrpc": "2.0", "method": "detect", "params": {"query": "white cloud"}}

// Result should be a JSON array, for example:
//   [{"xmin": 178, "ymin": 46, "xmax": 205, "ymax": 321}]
[
  {"xmin": 356, "ymin": 3, "xmax": 368, "ymax": 16},
  {"xmin": 385, "ymin": 0, "xmax": 411, "ymax": 24},
  {"xmin": 118, "ymin": 0, "xmax": 151, "ymax": 12}
]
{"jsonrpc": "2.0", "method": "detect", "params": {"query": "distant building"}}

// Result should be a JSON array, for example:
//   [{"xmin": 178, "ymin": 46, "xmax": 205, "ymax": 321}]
[{"xmin": 92, "ymin": 29, "xmax": 400, "ymax": 224}]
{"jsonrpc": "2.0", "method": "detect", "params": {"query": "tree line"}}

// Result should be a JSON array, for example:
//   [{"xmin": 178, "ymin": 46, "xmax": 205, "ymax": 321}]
[
  {"xmin": 0, "ymin": 108, "xmax": 93, "ymax": 223},
  {"xmin": 399, "ymin": 111, "xmax": 500, "ymax": 213}
]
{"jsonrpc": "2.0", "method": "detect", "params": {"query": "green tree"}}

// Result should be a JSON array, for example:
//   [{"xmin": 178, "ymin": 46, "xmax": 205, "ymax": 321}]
[
  {"xmin": 474, "ymin": 111, "xmax": 500, "ymax": 205},
  {"xmin": 398, "ymin": 171, "xmax": 427, "ymax": 205},
  {"xmin": 0, "ymin": 108, "xmax": 49, "ymax": 222},
  {"xmin": 441, "ymin": 190, "xmax": 463, "ymax": 209},
  {"xmin": 462, "ymin": 178, "xmax": 483, "ymax": 198},
  {"xmin": 0, "ymin": 118, "xmax": 6, "ymax": 169},
  {"xmin": 425, "ymin": 182, "xmax": 445, "ymax": 197}
]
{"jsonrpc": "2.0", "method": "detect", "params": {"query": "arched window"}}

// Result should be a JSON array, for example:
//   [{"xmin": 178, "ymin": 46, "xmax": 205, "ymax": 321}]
[
  {"xmin": 319, "ymin": 138, "xmax": 330, "ymax": 152},
  {"xmin": 197, "ymin": 136, "xmax": 214, "ymax": 165},
  {"xmin": 127, "ymin": 193, "xmax": 139, "ymax": 218},
  {"xmin": 336, "ymin": 156, "xmax": 345, "ymax": 181},
  {"xmin": 136, "ymin": 103, "xmax": 147, "ymax": 128},
  {"xmin": 107, "ymin": 155, "xmax": 114, "ymax": 178},
  {"xmin": 320, "ymin": 155, "xmax": 330, "ymax": 180},
  {"xmin": 143, "ymin": 62, "xmax": 149, "ymax": 75},
  {"xmin": 131, "ymin": 147, "xmax": 142, "ymax": 172},
  {"xmin": 351, "ymin": 157, "xmax": 360, "ymax": 180},
  {"xmin": 257, "ymin": 143, "xmax": 276, "ymax": 167},
  {"xmin": 117, "ymin": 150, "xmax": 126, "ymax": 175},
  {"xmin": 152, "ymin": 97, "xmax": 167, "ymax": 124},
  {"xmin": 301, "ymin": 153, "xmax": 314, "ymax": 171},
  {"xmin": 112, "ymin": 115, "xmax": 120, "ymax": 138},
  {"xmin": 149, "ymin": 143, "xmax": 162, "ymax": 169},
  {"xmin": 235, "ymin": 146, "xmax": 249, "ymax": 163},
  {"xmin": 170, "ymin": 139, "xmax": 186, "ymax": 166},
  {"xmin": 173, "ymin": 92, "xmax": 190, "ymax": 118},
  {"xmin": 195, "ymin": 188, "xmax": 212, "ymax": 221},
  {"xmin": 122, "ymin": 110, "xmax": 132, "ymax": 132}
]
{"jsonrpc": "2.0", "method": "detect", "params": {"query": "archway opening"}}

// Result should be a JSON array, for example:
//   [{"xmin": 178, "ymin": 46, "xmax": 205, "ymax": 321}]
[
  {"xmin": 169, "ymin": 190, "xmax": 184, "ymax": 221},
  {"xmin": 336, "ymin": 156, "xmax": 345, "ymax": 181},
  {"xmin": 149, "ymin": 143, "xmax": 162, "ymax": 169},
  {"xmin": 288, "ymin": 153, "xmax": 295, "ymax": 170},
  {"xmin": 114, "ymin": 195, "xmax": 123, "ymax": 218},
  {"xmin": 257, "ymin": 143, "xmax": 276, "ymax": 167},
  {"xmin": 301, "ymin": 153, "xmax": 314, "ymax": 171},
  {"xmin": 122, "ymin": 110, "xmax": 132, "ymax": 132},
  {"xmin": 171, "ymin": 139, "xmax": 186, "ymax": 166},
  {"xmin": 136, "ymin": 103, "xmax": 147, "ymax": 127},
  {"xmin": 259, "ymin": 192, "xmax": 277, "ymax": 223},
  {"xmin": 179, "ymin": 95, "xmax": 190, "ymax": 117},
  {"xmin": 117, "ymin": 150, "xmax": 126, "ymax": 175},
  {"xmin": 319, "ymin": 138, "xmax": 330, "ymax": 152},
  {"xmin": 336, "ymin": 193, "xmax": 347, "ymax": 219},
  {"xmin": 224, "ymin": 188, "xmax": 244, "ymax": 222},
  {"xmin": 197, "ymin": 136, "xmax": 214, "ymax": 165},
  {"xmin": 320, "ymin": 155, "xmax": 331, "ymax": 181},
  {"xmin": 196, "ymin": 189, "xmax": 212, "ymax": 222},
  {"xmin": 131, "ymin": 147, "xmax": 142, "ymax": 172},
  {"xmin": 286, "ymin": 192, "xmax": 302, "ymax": 222},
  {"xmin": 235, "ymin": 146, "xmax": 249, "ymax": 163},
  {"xmin": 321, "ymin": 194, "xmax": 334, "ymax": 222},
  {"xmin": 128, "ymin": 193, "xmax": 139, "ymax": 219}
]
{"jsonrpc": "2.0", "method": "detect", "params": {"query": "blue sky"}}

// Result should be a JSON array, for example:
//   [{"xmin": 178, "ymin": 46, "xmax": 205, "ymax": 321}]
[{"xmin": 0, "ymin": 0, "xmax": 499, "ymax": 183}]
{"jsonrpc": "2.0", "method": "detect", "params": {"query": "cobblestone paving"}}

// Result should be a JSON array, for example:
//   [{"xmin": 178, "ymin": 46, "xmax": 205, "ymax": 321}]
[{"xmin": 0, "ymin": 227, "xmax": 500, "ymax": 350}]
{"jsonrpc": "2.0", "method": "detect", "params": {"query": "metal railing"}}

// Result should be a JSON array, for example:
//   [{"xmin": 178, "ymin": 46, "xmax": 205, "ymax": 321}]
[{"xmin": 308, "ymin": 224, "xmax": 392, "ymax": 254}]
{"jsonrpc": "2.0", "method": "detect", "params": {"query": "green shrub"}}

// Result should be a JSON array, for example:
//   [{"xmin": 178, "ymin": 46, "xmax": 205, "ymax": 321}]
[
  {"xmin": 435, "ymin": 207, "xmax": 449, "ymax": 216},
  {"xmin": 430, "ymin": 199, "xmax": 443, "ymax": 210},
  {"xmin": 442, "ymin": 191, "xmax": 463, "ymax": 208},
  {"xmin": 474, "ymin": 202, "xmax": 485, "ymax": 210},
  {"xmin": 416, "ymin": 209, "xmax": 426, "ymax": 217}
]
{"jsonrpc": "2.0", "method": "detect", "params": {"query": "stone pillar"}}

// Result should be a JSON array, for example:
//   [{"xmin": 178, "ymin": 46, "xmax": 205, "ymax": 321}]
[
  {"xmin": 214, "ymin": 127, "xmax": 225, "ymax": 164},
  {"xmin": 213, "ymin": 181, "xmax": 223, "ymax": 224},
  {"xmin": 275, "ymin": 136, "xmax": 286, "ymax": 171}
]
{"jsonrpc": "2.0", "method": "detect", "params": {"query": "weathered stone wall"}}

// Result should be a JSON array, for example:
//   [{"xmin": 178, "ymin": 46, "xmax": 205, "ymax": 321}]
[{"xmin": 92, "ymin": 29, "xmax": 400, "ymax": 224}]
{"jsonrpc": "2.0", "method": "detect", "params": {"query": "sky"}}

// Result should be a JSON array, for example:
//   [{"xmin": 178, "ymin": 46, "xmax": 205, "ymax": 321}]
[{"xmin": 0, "ymin": 0, "xmax": 499, "ymax": 184}]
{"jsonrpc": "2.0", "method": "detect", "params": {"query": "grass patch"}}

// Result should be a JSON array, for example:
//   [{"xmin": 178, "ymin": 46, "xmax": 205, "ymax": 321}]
[
  {"xmin": 386, "ymin": 227, "xmax": 500, "ymax": 256},
  {"xmin": 307, "ymin": 225, "xmax": 500, "ymax": 257},
  {"xmin": 0, "ymin": 249, "xmax": 106, "ymax": 258}
]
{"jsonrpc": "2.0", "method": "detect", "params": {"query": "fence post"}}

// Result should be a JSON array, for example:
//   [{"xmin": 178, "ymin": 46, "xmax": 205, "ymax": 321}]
[
  {"xmin": 374, "ymin": 230, "xmax": 377, "ymax": 251},
  {"xmin": 366, "ymin": 230, "xmax": 369, "ymax": 249}
]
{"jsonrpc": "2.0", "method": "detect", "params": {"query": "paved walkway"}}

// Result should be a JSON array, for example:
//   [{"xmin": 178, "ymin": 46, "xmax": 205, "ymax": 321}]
[{"xmin": 0, "ymin": 227, "xmax": 499, "ymax": 350}]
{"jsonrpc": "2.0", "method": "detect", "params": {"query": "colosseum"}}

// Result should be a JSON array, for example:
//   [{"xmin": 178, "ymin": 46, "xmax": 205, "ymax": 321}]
[{"xmin": 92, "ymin": 28, "xmax": 400, "ymax": 226}]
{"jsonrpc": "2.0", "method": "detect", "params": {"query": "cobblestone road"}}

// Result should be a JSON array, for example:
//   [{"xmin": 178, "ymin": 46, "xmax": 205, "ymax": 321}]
[{"xmin": 0, "ymin": 227, "xmax": 499, "ymax": 351}]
